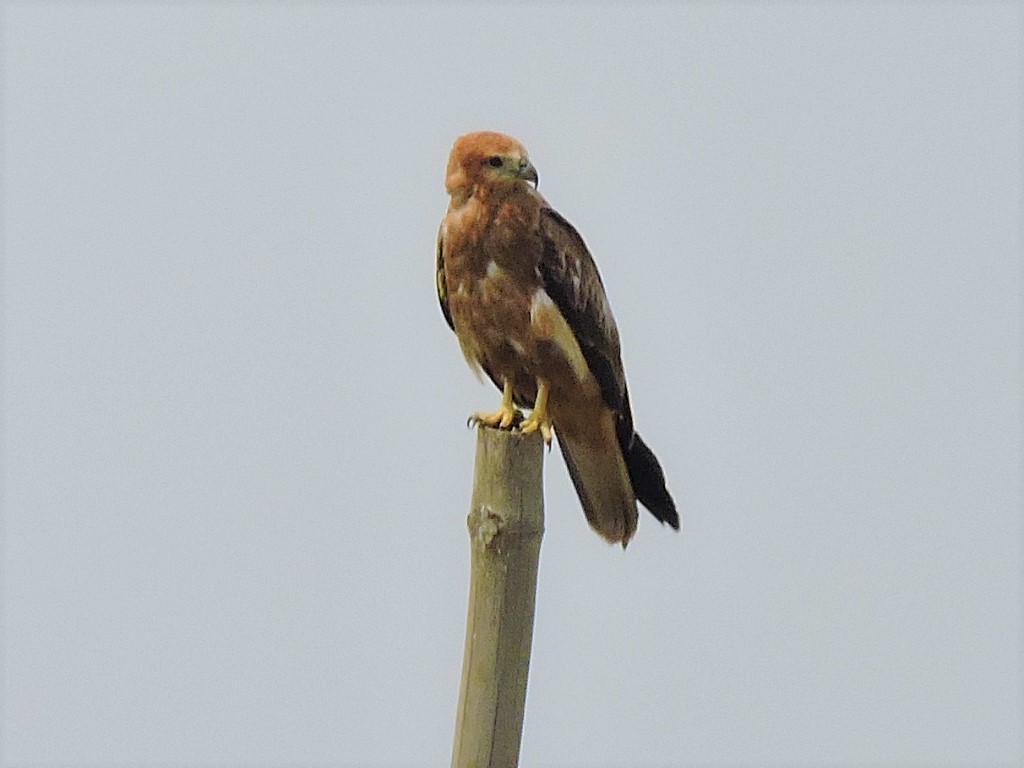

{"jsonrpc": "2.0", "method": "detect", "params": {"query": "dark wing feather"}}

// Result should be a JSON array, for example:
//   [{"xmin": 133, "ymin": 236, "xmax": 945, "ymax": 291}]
[
  {"xmin": 436, "ymin": 227, "xmax": 454, "ymax": 331},
  {"xmin": 538, "ymin": 207, "xmax": 634, "ymax": 445},
  {"xmin": 539, "ymin": 207, "xmax": 679, "ymax": 530}
]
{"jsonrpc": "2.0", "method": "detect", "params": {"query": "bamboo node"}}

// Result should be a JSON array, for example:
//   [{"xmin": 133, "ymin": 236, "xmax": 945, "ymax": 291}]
[{"xmin": 468, "ymin": 505, "xmax": 504, "ymax": 547}]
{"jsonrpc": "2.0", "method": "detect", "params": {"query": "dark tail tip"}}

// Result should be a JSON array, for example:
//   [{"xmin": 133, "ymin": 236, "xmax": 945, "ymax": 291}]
[{"xmin": 626, "ymin": 433, "xmax": 680, "ymax": 530}]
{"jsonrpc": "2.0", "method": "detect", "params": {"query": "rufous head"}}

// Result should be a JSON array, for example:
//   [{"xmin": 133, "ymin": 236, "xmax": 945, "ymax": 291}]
[{"xmin": 445, "ymin": 131, "xmax": 539, "ymax": 200}]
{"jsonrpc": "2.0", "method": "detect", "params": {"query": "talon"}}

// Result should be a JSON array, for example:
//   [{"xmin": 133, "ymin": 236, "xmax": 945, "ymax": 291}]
[
  {"xmin": 519, "ymin": 415, "xmax": 554, "ymax": 446},
  {"xmin": 520, "ymin": 417, "xmax": 553, "ymax": 446},
  {"xmin": 519, "ymin": 379, "xmax": 553, "ymax": 447},
  {"xmin": 468, "ymin": 379, "xmax": 521, "ymax": 431},
  {"xmin": 469, "ymin": 406, "xmax": 521, "ymax": 430}
]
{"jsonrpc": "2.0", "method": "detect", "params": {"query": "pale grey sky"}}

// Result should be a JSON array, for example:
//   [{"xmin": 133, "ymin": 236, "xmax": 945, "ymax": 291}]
[{"xmin": 2, "ymin": 3, "xmax": 1020, "ymax": 767}]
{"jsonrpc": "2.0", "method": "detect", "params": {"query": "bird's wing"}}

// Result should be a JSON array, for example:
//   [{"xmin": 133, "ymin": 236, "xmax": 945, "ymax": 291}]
[
  {"xmin": 538, "ymin": 207, "xmax": 634, "ymax": 447},
  {"xmin": 539, "ymin": 206, "xmax": 679, "ymax": 538},
  {"xmin": 436, "ymin": 226, "xmax": 454, "ymax": 332},
  {"xmin": 536, "ymin": 207, "xmax": 639, "ymax": 544}
]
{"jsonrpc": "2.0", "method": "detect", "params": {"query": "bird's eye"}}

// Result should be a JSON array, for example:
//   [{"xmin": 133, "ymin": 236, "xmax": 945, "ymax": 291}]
[{"xmin": 487, "ymin": 156, "xmax": 504, "ymax": 168}]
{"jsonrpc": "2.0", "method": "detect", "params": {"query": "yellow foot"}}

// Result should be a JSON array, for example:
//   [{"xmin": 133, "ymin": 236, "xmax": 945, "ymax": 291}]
[
  {"xmin": 519, "ymin": 378, "xmax": 553, "ymax": 447},
  {"xmin": 468, "ymin": 404, "xmax": 522, "ymax": 430},
  {"xmin": 519, "ymin": 411, "xmax": 553, "ymax": 446},
  {"xmin": 468, "ymin": 378, "xmax": 521, "ymax": 431}
]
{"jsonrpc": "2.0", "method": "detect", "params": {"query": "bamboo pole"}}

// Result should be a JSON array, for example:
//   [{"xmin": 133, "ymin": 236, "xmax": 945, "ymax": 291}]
[{"xmin": 451, "ymin": 425, "xmax": 545, "ymax": 768}]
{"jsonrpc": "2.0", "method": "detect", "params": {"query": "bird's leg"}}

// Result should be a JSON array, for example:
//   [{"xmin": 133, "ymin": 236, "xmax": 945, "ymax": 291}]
[
  {"xmin": 469, "ymin": 378, "xmax": 521, "ymax": 430},
  {"xmin": 519, "ymin": 379, "xmax": 553, "ymax": 446}
]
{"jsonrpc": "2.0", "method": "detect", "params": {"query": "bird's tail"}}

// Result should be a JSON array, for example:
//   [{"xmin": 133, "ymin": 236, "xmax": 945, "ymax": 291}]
[
  {"xmin": 624, "ymin": 432, "xmax": 679, "ymax": 530},
  {"xmin": 556, "ymin": 409, "xmax": 639, "ymax": 547}
]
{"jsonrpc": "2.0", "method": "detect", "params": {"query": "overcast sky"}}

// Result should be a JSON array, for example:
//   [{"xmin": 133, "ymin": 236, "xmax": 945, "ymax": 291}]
[{"xmin": 2, "ymin": 3, "xmax": 1020, "ymax": 767}]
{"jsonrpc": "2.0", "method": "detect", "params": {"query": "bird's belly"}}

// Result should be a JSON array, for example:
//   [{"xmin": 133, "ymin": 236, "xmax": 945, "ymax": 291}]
[
  {"xmin": 449, "ymin": 281, "xmax": 533, "ymax": 378},
  {"xmin": 449, "ymin": 276, "xmax": 597, "ymax": 411}
]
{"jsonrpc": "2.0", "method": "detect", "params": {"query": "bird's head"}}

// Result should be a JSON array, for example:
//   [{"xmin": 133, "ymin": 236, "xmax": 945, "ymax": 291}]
[{"xmin": 445, "ymin": 131, "xmax": 539, "ymax": 202}]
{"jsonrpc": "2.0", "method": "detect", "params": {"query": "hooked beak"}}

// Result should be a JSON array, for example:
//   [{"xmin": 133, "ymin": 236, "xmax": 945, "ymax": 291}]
[{"xmin": 517, "ymin": 159, "xmax": 539, "ymax": 187}]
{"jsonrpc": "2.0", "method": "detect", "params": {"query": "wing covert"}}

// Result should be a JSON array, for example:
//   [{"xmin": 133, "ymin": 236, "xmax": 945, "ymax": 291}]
[
  {"xmin": 436, "ymin": 227, "xmax": 454, "ymax": 331},
  {"xmin": 538, "ymin": 207, "xmax": 634, "ymax": 444}
]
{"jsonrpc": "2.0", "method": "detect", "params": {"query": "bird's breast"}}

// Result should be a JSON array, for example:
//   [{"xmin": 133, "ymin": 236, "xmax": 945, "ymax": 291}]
[
  {"xmin": 447, "ymin": 256, "xmax": 536, "ymax": 363},
  {"xmin": 441, "ymin": 192, "xmax": 553, "ymax": 382}
]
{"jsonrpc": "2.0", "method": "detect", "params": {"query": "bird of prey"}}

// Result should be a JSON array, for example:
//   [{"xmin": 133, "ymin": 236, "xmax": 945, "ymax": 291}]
[{"xmin": 436, "ymin": 131, "xmax": 678, "ymax": 546}]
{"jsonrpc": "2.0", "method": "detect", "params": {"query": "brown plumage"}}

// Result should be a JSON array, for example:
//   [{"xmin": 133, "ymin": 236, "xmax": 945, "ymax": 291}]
[{"xmin": 436, "ymin": 131, "xmax": 678, "ymax": 546}]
